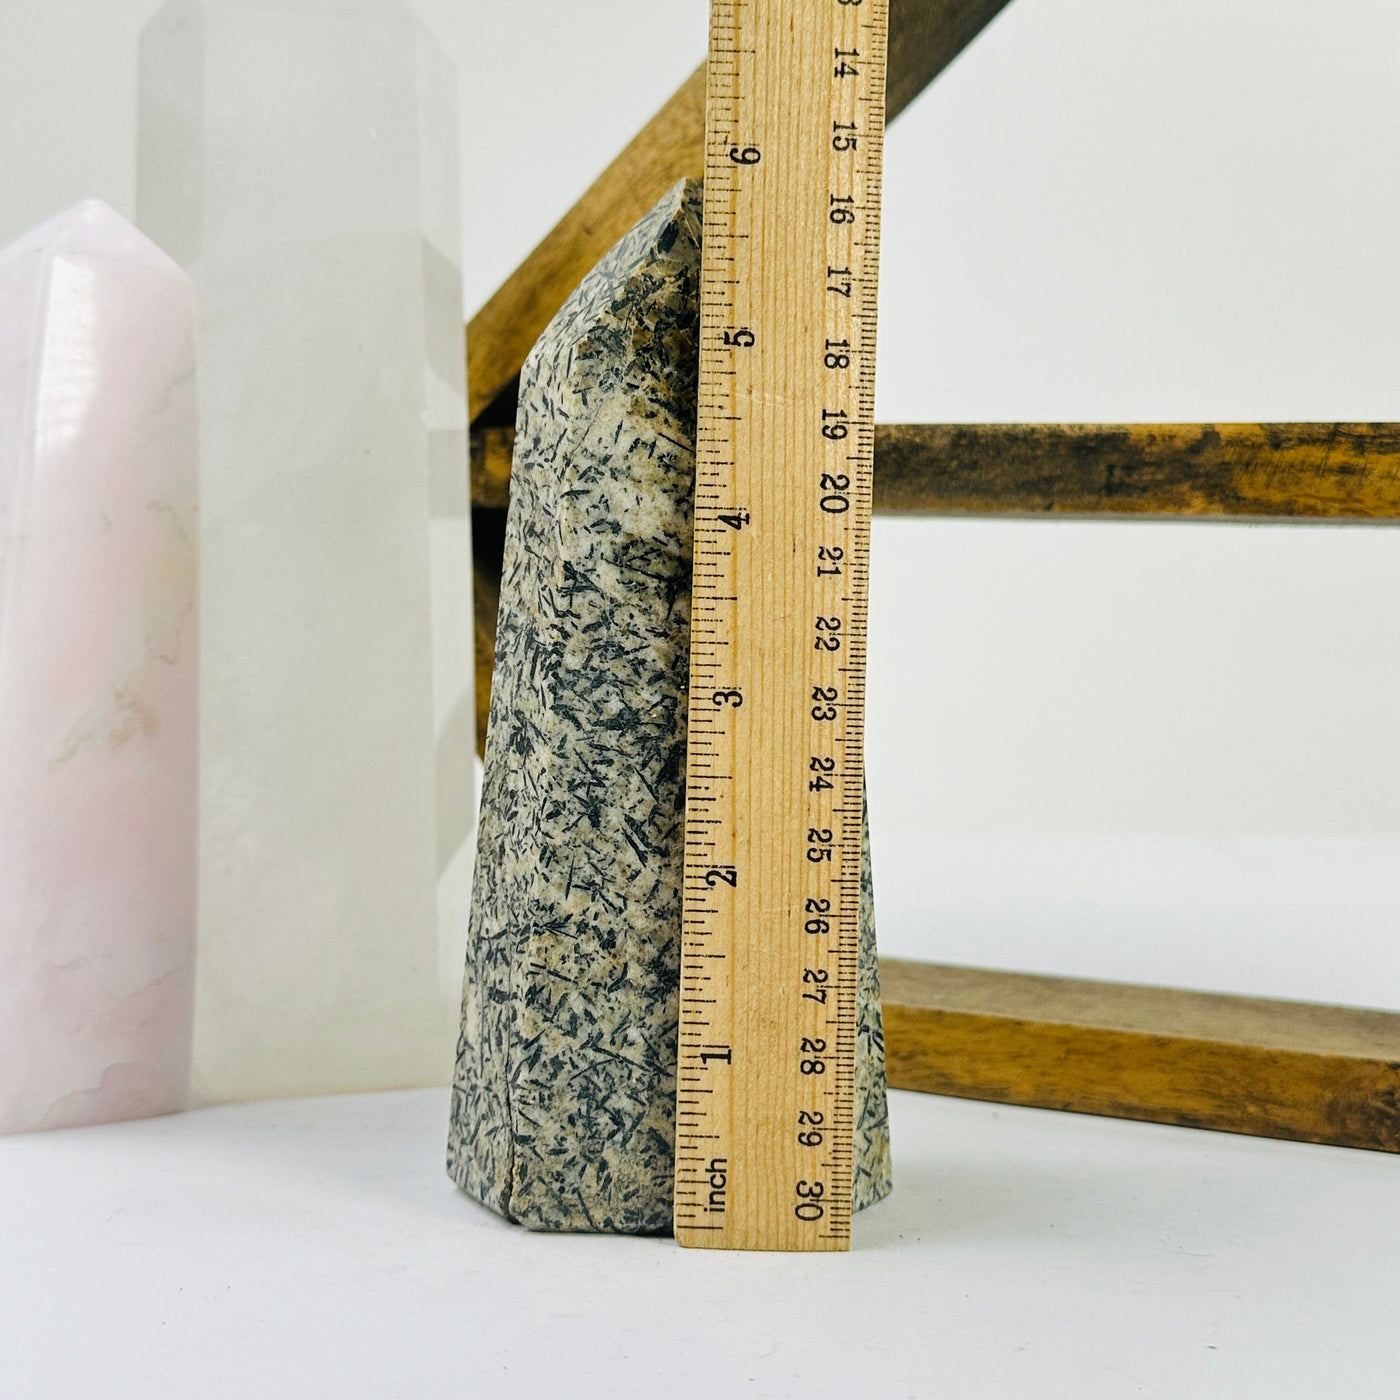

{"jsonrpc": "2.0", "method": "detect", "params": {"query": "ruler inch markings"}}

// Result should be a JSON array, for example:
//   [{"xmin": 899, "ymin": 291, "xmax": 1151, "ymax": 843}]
[{"xmin": 674, "ymin": 0, "xmax": 887, "ymax": 1254}]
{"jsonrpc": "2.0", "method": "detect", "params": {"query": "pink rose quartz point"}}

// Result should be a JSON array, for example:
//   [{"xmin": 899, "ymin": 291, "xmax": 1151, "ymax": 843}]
[{"xmin": 0, "ymin": 200, "xmax": 199, "ymax": 1134}]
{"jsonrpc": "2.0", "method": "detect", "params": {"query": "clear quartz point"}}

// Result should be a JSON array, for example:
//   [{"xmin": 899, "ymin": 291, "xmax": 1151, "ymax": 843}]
[{"xmin": 138, "ymin": 0, "xmax": 475, "ymax": 1100}]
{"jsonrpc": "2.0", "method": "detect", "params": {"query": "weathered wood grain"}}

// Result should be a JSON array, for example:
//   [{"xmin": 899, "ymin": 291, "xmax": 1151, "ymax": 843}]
[
  {"xmin": 881, "ymin": 959, "xmax": 1400, "ymax": 1152},
  {"xmin": 471, "ymin": 426, "xmax": 514, "ymax": 511},
  {"xmin": 471, "ymin": 552, "xmax": 500, "ymax": 760},
  {"xmin": 875, "ymin": 422, "xmax": 1400, "ymax": 519},
  {"xmin": 884, "ymin": 0, "xmax": 1016, "ymax": 119},
  {"xmin": 474, "ymin": 422, "xmax": 1400, "ymax": 518},
  {"xmin": 465, "ymin": 0, "xmax": 1015, "ymax": 424}
]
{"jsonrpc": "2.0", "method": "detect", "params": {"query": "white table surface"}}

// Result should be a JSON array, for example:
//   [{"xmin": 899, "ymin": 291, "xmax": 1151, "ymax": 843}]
[{"xmin": 1, "ymin": 1086, "xmax": 1395, "ymax": 1399}]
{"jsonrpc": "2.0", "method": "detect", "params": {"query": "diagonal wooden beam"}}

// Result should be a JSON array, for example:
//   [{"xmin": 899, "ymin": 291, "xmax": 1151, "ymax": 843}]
[
  {"xmin": 883, "ymin": 0, "xmax": 1019, "ymax": 118},
  {"xmin": 466, "ymin": 0, "xmax": 1016, "ymax": 424},
  {"xmin": 881, "ymin": 958, "xmax": 1400, "ymax": 1152}
]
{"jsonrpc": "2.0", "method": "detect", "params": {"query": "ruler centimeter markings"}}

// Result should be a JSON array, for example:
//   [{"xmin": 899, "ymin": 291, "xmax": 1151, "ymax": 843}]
[{"xmin": 674, "ymin": 0, "xmax": 887, "ymax": 1253}]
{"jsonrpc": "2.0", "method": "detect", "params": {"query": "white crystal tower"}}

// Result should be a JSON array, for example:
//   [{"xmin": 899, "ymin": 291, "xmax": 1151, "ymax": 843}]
[
  {"xmin": 0, "ymin": 201, "xmax": 199, "ymax": 1133},
  {"xmin": 138, "ymin": 0, "xmax": 475, "ymax": 1100}
]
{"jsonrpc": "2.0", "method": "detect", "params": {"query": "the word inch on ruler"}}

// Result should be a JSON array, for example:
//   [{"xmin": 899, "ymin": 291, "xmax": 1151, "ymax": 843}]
[{"xmin": 674, "ymin": 0, "xmax": 888, "ymax": 1253}]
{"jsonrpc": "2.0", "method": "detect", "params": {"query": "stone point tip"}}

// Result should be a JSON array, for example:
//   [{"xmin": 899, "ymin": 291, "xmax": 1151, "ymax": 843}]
[{"xmin": 0, "ymin": 199, "xmax": 187, "ymax": 279}]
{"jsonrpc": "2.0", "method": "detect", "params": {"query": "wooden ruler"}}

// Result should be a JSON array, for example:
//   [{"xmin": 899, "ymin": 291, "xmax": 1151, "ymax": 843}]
[{"xmin": 674, "ymin": 0, "xmax": 888, "ymax": 1252}]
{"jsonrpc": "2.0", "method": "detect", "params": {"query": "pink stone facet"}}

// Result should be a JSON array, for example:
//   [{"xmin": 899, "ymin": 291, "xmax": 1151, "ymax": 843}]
[{"xmin": 0, "ymin": 200, "xmax": 198, "ymax": 1134}]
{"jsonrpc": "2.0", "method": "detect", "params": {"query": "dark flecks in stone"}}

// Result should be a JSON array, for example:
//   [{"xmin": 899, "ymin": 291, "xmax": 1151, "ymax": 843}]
[{"xmin": 447, "ymin": 178, "xmax": 891, "ymax": 1234}]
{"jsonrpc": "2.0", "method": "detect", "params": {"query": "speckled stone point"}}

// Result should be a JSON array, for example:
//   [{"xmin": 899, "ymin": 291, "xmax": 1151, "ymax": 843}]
[
  {"xmin": 138, "ymin": 0, "xmax": 475, "ymax": 1100},
  {"xmin": 448, "ymin": 179, "xmax": 891, "ymax": 1232}
]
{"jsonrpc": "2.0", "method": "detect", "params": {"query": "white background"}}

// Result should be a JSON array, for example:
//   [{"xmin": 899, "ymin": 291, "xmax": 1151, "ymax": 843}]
[{"xmin": 5, "ymin": 0, "xmax": 1400, "ymax": 1003}]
